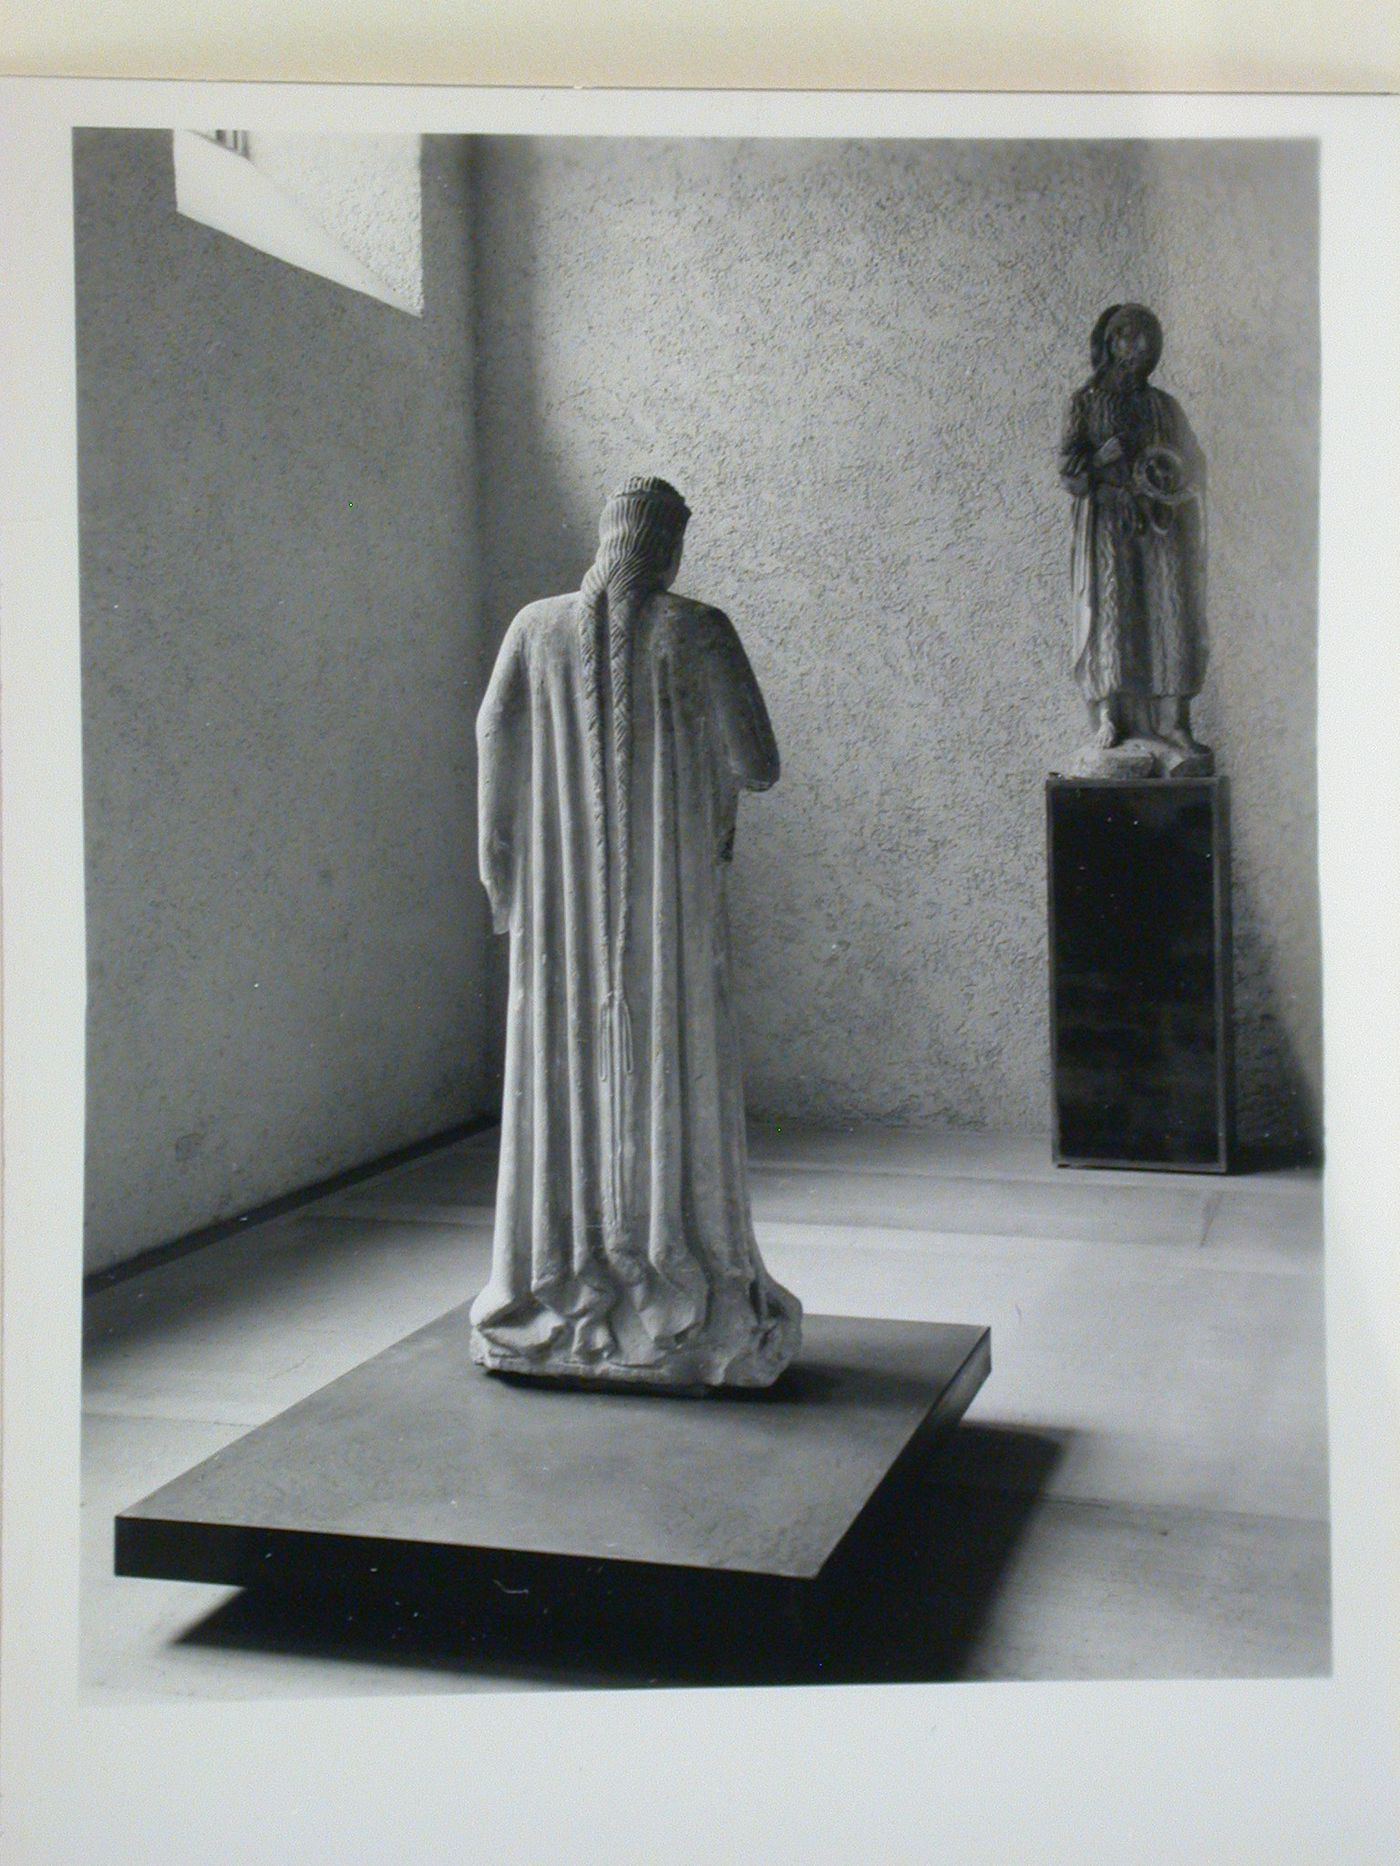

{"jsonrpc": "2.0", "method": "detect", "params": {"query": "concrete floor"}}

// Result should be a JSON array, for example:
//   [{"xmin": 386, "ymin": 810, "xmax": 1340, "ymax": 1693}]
[{"xmin": 81, "ymin": 1123, "xmax": 1330, "ymax": 1697}]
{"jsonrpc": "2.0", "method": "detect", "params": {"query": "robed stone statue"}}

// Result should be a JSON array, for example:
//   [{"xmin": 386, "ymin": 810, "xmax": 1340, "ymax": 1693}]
[
  {"xmin": 470, "ymin": 477, "xmax": 802, "ymax": 1389},
  {"xmin": 1058, "ymin": 303, "xmax": 1212, "ymax": 779}
]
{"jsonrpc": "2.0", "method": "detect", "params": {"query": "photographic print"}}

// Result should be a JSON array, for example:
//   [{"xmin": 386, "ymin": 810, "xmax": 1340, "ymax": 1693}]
[
  {"xmin": 72, "ymin": 121, "xmax": 1326, "ymax": 1692},
  {"xmin": 2, "ymin": 79, "xmax": 1397, "ymax": 1866}
]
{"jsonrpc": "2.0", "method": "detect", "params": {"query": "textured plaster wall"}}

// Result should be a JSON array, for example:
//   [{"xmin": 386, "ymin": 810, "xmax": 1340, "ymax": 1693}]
[
  {"xmin": 75, "ymin": 132, "xmax": 490, "ymax": 1273},
  {"xmin": 243, "ymin": 133, "xmax": 425, "ymax": 313},
  {"xmin": 473, "ymin": 138, "xmax": 1321, "ymax": 1155}
]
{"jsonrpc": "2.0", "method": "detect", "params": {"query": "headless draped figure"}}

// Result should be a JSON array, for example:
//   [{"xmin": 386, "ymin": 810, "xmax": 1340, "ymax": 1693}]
[
  {"xmin": 1058, "ymin": 304, "xmax": 1211, "ymax": 778},
  {"xmin": 470, "ymin": 477, "xmax": 802, "ymax": 1389}
]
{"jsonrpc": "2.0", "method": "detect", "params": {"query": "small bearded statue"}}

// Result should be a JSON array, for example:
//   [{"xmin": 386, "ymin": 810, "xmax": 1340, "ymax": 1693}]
[{"xmin": 1058, "ymin": 303, "xmax": 1212, "ymax": 779}]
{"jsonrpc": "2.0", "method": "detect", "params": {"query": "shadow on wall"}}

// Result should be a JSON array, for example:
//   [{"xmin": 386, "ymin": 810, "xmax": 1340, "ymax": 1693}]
[
  {"xmin": 1229, "ymin": 836, "xmax": 1325, "ymax": 1167},
  {"xmin": 470, "ymin": 141, "xmax": 595, "ymax": 1082},
  {"xmin": 1129, "ymin": 146, "xmax": 1322, "ymax": 1165},
  {"xmin": 75, "ymin": 132, "xmax": 494, "ymax": 1274}
]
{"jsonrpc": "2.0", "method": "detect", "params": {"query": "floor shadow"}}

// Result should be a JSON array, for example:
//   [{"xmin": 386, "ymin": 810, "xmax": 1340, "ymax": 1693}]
[{"xmin": 174, "ymin": 1421, "xmax": 1068, "ymax": 1690}]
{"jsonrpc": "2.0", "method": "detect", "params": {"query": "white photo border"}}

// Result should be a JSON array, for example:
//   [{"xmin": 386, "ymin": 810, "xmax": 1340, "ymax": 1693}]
[{"xmin": 2, "ymin": 80, "xmax": 1397, "ymax": 1866}]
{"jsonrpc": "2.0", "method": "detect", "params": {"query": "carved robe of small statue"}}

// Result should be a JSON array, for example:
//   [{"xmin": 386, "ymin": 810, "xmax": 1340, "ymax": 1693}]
[
  {"xmin": 1058, "ymin": 303, "xmax": 1212, "ymax": 778},
  {"xmin": 470, "ymin": 477, "xmax": 802, "ymax": 1389}
]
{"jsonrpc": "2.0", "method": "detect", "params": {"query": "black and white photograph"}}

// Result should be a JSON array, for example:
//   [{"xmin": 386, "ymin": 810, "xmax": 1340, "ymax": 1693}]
[{"xmin": 2, "ymin": 77, "xmax": 1397, "ymax": 1866}]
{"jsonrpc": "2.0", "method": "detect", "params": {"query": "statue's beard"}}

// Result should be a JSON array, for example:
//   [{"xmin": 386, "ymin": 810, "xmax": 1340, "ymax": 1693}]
[{"xmin": 1105, "ymin": 357, "xmax": 1151, "ymax": 389}]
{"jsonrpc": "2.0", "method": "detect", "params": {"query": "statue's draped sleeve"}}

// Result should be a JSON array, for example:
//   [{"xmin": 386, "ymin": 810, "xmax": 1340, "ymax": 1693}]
[
  {"xmin": 698, "ymin": 606, "xmax": 780, "ymax": 793},
  {"xmin": 1160, "ymin": 390, "xmax": 1207, "ymax": 493},
  {"xmin": 476, "ymin": 609, "xmax": 529, "ymax": 935},
  {"xmin": 1156, "ymin": 390, "xmax": 1209, "ymax": 671},
  {"xmin": 1060, "ymin": 388, "xmax": 1100, "ymax": 682},
  {"xmin": 1058, "ymin": 386, "xmax": 1095, "ymax": 497}
]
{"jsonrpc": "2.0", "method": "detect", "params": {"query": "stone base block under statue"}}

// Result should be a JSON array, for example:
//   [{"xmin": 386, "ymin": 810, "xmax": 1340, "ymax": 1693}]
[{"xmin": 115, "ymin": 1307, "xmax": 992, "ymax": 1636}]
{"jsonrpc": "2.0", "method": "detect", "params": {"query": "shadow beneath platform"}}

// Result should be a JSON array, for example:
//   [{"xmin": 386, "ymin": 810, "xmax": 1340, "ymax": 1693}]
[{"xmin": 175, "ymin": 1422, "xmax": 1068, "ymax": 1690}]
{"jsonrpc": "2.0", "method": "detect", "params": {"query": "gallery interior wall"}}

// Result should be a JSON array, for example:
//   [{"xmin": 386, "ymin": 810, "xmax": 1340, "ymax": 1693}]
[
  {"xmin": 472, "ymin": 136, "xmax": 1322, "ymax": 1157},
  {"xmin": 75, "ymin": 131, "xmax": 1323, "ymax": 1274},
  {"xmin": 74, "ymin": 132, "xmax": 492, "ymax": 1274}
]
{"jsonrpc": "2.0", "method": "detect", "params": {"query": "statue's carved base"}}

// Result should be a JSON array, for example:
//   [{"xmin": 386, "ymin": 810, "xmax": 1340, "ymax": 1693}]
[
  {"xmin": 470, "ymin": 1273, "xmax": 802, "ymax": 1391},
  {"xmin": 1056, "ymin": 734, "xmax": 1214, "ymax": 781}
]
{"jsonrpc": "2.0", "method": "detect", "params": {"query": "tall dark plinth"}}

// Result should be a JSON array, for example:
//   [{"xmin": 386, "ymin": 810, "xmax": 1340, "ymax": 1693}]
[{"xmin": 1047, "ymin": 776, "xmax": 1234, "ymax": 1171}]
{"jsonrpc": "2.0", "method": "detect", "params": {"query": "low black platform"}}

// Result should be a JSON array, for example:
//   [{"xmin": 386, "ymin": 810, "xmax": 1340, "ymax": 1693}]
[{"xmin": 116, "ymin": 1308, "xmax": 992, "ymax": 1656}]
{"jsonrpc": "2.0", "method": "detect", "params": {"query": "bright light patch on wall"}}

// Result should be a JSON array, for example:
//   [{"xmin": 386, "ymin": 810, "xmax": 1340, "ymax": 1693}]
[{"xmin": 172, "ymin": 131, "xmax": 424, "ymax": 316}]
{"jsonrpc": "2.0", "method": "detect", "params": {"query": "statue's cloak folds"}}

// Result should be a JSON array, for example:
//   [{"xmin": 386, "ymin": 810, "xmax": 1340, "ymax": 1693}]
[
  {"xmin": 470, "ymin": 589, "xmax": 801, "ymax": 1385},
  {"xmin": 1060, "ymin": 381, "xmax": 1208, "ymax": 703}
]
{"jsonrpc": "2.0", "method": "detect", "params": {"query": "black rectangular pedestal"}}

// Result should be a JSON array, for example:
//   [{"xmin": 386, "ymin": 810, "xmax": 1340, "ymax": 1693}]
[
  {"xmin": 1047, "ymin": 777, "xmax": 1234, "ymax": 1171},
  {"xmin": 116, "ymin": 1309, "xmax": 991, "ymax": 1613}
]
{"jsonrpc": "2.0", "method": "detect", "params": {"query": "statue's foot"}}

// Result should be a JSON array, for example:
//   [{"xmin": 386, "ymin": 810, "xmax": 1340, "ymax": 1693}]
[
  {"xmin": 1160, "ymin": 724, "xmax": 1208, "ymax": 756},
  {"xmin": 1093, "ymin": 716, "xmax": 1121, "ymax": 750},
  {"xmin": 1156, "ymin": 738, "xmax": 1214, "ymax": 779}
]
